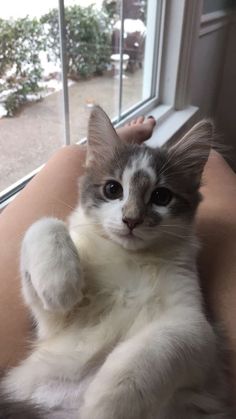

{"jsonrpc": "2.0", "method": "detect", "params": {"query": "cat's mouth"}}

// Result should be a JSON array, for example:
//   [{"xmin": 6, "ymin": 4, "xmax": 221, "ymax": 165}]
[
  {"xmin": 104, "ymin": 226, "xmax": 148, "ymax": 250},
  {"xmin": 115, "ymin": 230, "xmax": 136, "ymax": 239},
  {"xmin": 113, "ymin": 230, "xmax": 144, "ymax": 244},
  {"xmin": 119, "ymin": 230, "xmax": 133, "ymax": 236}
]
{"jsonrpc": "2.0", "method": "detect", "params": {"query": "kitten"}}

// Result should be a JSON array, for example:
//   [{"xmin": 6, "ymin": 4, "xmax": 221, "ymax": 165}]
[{"xmin": 0, "ymin": 106, "xmax": 232, "ymax": 419}]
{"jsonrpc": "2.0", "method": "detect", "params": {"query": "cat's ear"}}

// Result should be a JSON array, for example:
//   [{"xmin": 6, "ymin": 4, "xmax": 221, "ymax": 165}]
[
  {"xmin": 86, "ymin": 105, "xmax": 121, "ymax": 165},
  {"xmin": 163, "ymin": 120, "xmax": 214, "ymax": 186}
]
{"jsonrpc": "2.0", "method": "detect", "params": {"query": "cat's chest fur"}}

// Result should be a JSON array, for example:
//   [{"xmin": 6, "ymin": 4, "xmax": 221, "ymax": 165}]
[
  {"xmin": 82, "ymin": 257, "xmax": 164, "ymax": 341},
  {"xmin": 71, "ymin": 225, "xmax": 166, "ymax": 327}
]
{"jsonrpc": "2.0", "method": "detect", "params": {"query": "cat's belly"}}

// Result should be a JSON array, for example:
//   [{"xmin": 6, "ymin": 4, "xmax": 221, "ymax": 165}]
[
  {"xmin": 31, "ymin": 375, "xmax": 93, "ymax": 417},
  {"xmin": 45, "ymin": 411, "xmax": 77, "ymax": 419},
  {"xmin": 44, "ymin": 296, "xmax": 162, "ymax": 368}
]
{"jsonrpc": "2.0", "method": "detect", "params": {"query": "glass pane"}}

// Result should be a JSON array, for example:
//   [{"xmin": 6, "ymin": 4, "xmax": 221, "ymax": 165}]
[
  {"xmin": 64, "ymin": 0, "xmax": 120, "ymax": 143},
  {"xmin": 0, "ymin": 0, "xmax": 64, "ymax": 193},
  {"xmin": 120, "ymin": 0, "xmax": 160, "ymax": 115},
  {"xmin": 66, "ymin": 0, "xmax": 161, "ymax": 143}
]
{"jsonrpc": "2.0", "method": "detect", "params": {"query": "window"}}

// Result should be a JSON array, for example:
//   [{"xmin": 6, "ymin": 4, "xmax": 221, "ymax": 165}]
[
  {"xmin": 0, "ymin": 0, "xmax": 63, "ymax": 201},
  {"xmin": 64, "ymin": 0, "xmax": 163, "ymax": 143},
  {"xmin": 0, "ymin": 0, "xmax": 202, "ymax": 206}
]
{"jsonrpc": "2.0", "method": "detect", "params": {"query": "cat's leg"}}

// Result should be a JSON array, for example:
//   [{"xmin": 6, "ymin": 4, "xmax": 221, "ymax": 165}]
[
  {"xmin": 21, "ymin": 217, "xmax": 84, "ymax": 337},
  {"xmin": 79, "ymin": 311, "xmax": 218, "ymax": 419}
]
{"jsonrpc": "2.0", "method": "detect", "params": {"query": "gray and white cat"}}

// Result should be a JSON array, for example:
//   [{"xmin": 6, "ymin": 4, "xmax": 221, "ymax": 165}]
[{"xmin": 1, "ymin": 107, "xmax": 232, "ymax": 418}]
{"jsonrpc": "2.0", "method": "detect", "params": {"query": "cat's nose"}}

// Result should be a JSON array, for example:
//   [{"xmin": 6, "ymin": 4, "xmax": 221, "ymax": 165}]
[{"xmin": 122, "ymin": 217, "xmax": 143, "ymax": 231}]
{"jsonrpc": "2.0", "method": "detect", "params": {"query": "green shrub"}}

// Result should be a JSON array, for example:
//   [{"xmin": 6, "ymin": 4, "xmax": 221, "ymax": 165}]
[
  {"xmin": 0, "ymin": 5, "xmax": 112, "ymax": 116},
  {"xmin": 41, "ymin": 5, "xmax": 112, "ymax": 79},
  {"xmin": 0, "ymin": 17, "xmax": 44, "ymax": 116},
  {"xmin": 102, "ymin": 0, "xmax": 120, "ymax": 21}
]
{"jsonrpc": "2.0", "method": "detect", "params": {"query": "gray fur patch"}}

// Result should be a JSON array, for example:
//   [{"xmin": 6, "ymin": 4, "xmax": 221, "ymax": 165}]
[{"xmin": 0, "ymin": 395, "xmax": 45, "ymax": 419}]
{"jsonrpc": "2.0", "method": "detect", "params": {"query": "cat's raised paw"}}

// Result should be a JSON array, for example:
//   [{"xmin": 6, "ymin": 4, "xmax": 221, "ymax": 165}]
[{"xmin": 21, "ymin": 217, "xmax": 84, "ymax": 312}]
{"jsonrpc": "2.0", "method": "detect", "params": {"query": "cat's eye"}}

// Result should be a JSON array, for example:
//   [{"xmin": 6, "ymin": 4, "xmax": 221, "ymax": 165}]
[
  {"xmin": 151, "ymin": 187, "xmax": 172, "ymax": 206},
  {"xmin": 103, "ymin": 180, "xmax": 123, "ymax": 200}
]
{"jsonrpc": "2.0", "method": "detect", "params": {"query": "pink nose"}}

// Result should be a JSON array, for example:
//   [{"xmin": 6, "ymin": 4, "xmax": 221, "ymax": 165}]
[{"xmin": 122, "ymin": 217, "xmax": 143, "ymax": 231}]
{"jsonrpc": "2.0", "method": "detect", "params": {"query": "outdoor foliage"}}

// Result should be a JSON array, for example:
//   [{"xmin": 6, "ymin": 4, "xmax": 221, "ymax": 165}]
[
  {"xmin": 0, "ymin": 17, "xmax": 44, "ymax": 116},
  {"xmin": 102, "ymin": 0, "xmax": 120, "ymax": 21},
  {"xmin": 41, "ymin": 5, "xmax": 112, "ymax": 79},
  {"xmin": 0, "ymin": 5, "xmax": 112, "ymax": 116}
]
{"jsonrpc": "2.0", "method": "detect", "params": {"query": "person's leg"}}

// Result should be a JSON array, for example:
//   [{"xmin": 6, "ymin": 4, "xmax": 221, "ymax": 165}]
[{"xmin": 196, "ymin": 150, "xmax": 236, "ymax": 395}]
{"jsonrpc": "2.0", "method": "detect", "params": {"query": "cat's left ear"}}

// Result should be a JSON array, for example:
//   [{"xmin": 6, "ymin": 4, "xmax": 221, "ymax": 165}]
[
  {"xmin": 163, "ymin": 120, "xmax": 214, "ymax": 186},
  {"xmin": 86, "ymin": 105, "xmax": 121, "ymax": 165}
]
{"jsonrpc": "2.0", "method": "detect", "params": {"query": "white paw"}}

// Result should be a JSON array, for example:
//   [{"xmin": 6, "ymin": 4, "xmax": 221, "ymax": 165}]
[
  {"xmin": 21, "ymin": 217, "xmax": 84, "ymax": 312},
  {"xmin": 80, "ymin": 376, "xmax": 143, "ymax": 419},
  {"xmin": 80, "ymin": 394, "xmax": 136, "ymax": 419}
]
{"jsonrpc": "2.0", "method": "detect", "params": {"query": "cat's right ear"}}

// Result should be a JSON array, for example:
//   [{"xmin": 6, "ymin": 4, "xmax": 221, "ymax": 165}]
[
  {"xmin": 86, "ymin": 106, "xmax": 121, "ymax": 165},
  {"xmin": 162, "ymin": 120, "xmax": 213, "ymax": 187}
]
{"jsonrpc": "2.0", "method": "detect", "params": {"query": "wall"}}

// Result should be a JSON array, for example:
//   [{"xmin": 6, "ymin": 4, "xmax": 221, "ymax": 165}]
[
  {"xmin": 190, "ymin": 25, "xmax": 229, "ymax": 118},
  {"xmin": 203, "ymin": 0, "xmax": 234, "ymax": 14},
  {"xmin": 190, "ymin": 4, "xmax": 236, "ymax": 168},
  {"xmin": 216, "ymin": 21, "xmax": 236, "ymax": 165}
]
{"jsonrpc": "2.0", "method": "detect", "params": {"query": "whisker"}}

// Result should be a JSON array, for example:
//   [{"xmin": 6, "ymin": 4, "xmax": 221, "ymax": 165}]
[
  {"xmin": 71, "ymin": 221, "xmax": 102, "ymax": 228},
  {"xmin": 159, "ymin": 224, "xmax": 190, "ymax": 228},
  {"xmin": 53, "ymin": 198, "xmax": 79, "ymax": 213},
  {"xmin": 160, "ymin": 230, "xmax": 196, "ymax": 241}
]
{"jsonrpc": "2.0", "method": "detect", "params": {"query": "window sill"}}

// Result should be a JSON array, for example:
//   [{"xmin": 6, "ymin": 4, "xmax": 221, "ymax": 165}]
[
  {"xmin": 115, "ymin": 103, "xmax": 199, "ymax": 149},
  {"xmin": 146, "ymin": 105, "xmax": 199, "ymax": 147}
]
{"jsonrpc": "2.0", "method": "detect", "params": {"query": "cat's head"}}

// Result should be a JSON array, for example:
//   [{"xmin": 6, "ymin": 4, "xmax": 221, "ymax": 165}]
[{"xmin": 79, "ymin": 106, "xmax": 213, "ymax": 251}]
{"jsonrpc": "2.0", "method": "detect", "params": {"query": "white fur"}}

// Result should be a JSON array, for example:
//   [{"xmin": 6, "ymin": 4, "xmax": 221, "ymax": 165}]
[
  {"xmin": 3, "ymin": 210, "xmax": 229, "ymax": 419},
  {"xmin": 20, "ymin": 218, "xmax": 84, "ymax": 338}
]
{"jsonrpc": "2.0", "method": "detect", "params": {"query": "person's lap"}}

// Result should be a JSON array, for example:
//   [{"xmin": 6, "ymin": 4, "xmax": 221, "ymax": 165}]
[{"xmin": 0, "ymin": 139, "xmax": 236, "ymax": 398}]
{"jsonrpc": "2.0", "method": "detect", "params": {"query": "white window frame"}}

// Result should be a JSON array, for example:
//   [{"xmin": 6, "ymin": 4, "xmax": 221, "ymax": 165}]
[
  {"xmin": 118, "ymin": 0, "xmax": 203, "ymax": 147},
  {"xmin": 0, "ymin": 0, "xmax": 203, "ymax": 208}
]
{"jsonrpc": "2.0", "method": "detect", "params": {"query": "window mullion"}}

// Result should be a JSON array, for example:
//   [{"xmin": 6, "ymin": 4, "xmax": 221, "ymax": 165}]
[
  {"xmin": 118, "ymin": 0, "xmax": 124, "ymax": 121},
  {"xmin": 143, "ymin": 0, "xmax": 160, "ymax": 100},
  {"xmin": 58, "ymin": 0, "xmax": 70, "ymax": 145}
]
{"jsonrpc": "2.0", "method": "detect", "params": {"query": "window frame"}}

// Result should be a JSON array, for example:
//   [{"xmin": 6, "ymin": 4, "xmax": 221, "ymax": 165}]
[{"xmin": 0, "ymin": 0, "xmax": 203, "ymax": 208}]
